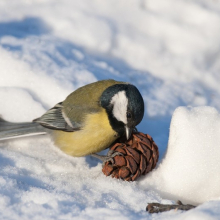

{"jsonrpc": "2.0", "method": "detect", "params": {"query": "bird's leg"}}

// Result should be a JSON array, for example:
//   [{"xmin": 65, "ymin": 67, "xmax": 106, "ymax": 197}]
[
  {"xmin": 91, "ymin": 151, "xmax": 123, "ymax": 166},
  {"xmin": 146, "ymin": 200, "xmax": 196, "ymax": 213}
]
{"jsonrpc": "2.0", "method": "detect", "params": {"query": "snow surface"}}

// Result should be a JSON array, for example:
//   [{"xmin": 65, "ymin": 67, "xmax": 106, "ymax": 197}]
[
  {"xmin": 1, "ymin": 0, "xmax": 220, "ymax": 219},
  {"xmin": 141, "ymin": 106, "xmax": 220, "ymax": 205}
]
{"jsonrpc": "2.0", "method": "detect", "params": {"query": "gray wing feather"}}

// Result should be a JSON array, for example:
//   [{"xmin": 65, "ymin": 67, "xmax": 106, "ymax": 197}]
[{"xmin": 33, "ymin": 102, "xmax": 80, "ymax": 132}]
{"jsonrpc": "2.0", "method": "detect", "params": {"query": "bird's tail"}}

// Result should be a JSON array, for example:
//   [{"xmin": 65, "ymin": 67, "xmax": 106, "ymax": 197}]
[{"xmin": 0, "ymin": 117, "xmax": 47, "ymax": 141}]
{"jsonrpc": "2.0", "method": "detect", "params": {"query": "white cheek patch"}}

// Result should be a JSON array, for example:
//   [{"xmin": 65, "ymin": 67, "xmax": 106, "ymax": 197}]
[{"xmin": 110, "ymin": 91, "xmax": 128, "ymax": 124}]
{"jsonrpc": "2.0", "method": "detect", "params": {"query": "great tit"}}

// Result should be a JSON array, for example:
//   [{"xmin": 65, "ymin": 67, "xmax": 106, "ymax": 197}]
[{"xmin": 0, "ymin": 79, "xmax": 144, "ymax": 159}]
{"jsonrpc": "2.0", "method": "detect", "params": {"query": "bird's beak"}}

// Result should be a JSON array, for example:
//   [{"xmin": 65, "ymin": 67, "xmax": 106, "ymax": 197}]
[{"xmin": 125, "ymin": 126, "xmax": 132, "ymax": 140}]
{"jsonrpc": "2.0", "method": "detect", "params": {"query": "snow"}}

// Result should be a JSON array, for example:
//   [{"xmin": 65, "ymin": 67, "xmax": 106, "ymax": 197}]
[
  {"xmin": 141, "ymin": 106, "xmax": 220, "ymax": 205},
  {"xmin": 0, "ymin": 0, "xmax": 220, "ymax": 219}
]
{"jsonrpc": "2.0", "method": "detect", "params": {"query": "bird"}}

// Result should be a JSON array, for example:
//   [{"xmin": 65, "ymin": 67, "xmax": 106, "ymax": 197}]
[{"xmin": 0, "ymin": 79, "xmax": 144, "ymax": 161}]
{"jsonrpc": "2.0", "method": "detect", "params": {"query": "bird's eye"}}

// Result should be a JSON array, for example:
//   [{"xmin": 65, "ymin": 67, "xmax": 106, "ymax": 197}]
[{"xmin": 126, "ymin": 112, "xmax": 132, "ymax": 119}]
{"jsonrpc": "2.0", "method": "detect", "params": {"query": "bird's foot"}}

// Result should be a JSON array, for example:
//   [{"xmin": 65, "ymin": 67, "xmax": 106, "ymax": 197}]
[
  {"xmin": 146, "ymin": 200, "xmax": 196, "ymax": 213},
  {"xmin": 91, "ymin": 151, "xmax": 123, "ymax": 166}
]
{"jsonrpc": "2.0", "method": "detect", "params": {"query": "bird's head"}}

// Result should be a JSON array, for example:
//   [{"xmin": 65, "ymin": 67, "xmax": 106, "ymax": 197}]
[{"xmin": 100, "ymin": 83, "xmax": 144, "ymax": 139}]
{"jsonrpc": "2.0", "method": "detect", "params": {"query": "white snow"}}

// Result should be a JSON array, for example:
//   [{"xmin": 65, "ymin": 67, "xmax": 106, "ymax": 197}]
[
  {"xmin": 0, "ymin": 0, "xmax": 220, "ymax": 219},
  {"xmin": 141, "ymin": 106, "xmax": 220, "ymax": 205}
]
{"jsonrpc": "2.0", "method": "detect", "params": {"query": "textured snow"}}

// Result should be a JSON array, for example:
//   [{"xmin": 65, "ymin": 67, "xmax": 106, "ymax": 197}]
[{"xmin": 0, "ymin": 0, "xmax": 220, "ymax": 219}]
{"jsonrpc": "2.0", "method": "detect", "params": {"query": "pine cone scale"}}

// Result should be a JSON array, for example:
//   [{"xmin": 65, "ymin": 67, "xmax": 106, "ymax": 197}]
[
  {"xmin": 116, "ymin": 146, "xmax": 127, "ymax": 155},
  {"xmin": 140, "ymin": 154, "xmax": 147, "ymax": 174},
  {"xmin": 111, "ymin": 143, "xmax": 122, "ymax": 151},
  {"xmin": 131, "ymin": 169, "xmax": 141, "ymax": 181},
  {"xmin": 126, "ymin": 147, "xmax": 140, "ymax": 164},
  {"xmin": 114, "ymin": 155, "xmax": 126, "ymax": 167},
  {"xmin": 118, "ymin": 167, "xmax": 130, "ymax": 179},
  {"xmin": 102, "ymin": 163, "xmax": 114, "ymax": 176},
  {"xmin": 126, "ymin": 155, "xmax": 138, "ymax": 174},
  {"xmin": 140, "ymin": 143, "xmax": 152, "ymax": 161}
]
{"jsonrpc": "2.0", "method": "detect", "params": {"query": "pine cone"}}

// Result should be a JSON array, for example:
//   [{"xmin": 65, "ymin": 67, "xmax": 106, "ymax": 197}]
[{"xmin": 102, "ymin": 132, "xmax": 159, "ymax": 181}]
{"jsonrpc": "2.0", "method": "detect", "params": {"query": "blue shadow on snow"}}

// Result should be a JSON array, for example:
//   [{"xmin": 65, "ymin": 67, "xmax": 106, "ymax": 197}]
[{"xmin": 0, "ymin": 17, "xmax": 51, "ymax": 39}]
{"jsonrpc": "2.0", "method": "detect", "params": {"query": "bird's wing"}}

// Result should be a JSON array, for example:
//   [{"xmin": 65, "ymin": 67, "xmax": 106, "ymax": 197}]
[
  {"xmin": 34, "ymin": 101, "xmax": 100, "ymax": 132},
  {"xmin": 33, "ymin": 102, "xmax": 80, "ymax": 132}
]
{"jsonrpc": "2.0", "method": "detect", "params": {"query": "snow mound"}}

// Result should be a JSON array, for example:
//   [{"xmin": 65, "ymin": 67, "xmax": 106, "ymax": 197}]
[{"xmin": 141, "ymin": 106, "xmax": 220, "ymax": 204}]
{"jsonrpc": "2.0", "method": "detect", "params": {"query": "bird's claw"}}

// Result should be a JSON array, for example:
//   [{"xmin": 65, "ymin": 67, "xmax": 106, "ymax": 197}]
[{"xmin": 91, "ymin": 151, "xmax": 123, "ymax": 167}]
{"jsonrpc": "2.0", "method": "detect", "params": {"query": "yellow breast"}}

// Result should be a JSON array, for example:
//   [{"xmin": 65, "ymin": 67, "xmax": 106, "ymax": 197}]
[{"xmin": 52, "ymin": 109, "xmax": 118, "ymax": 157}]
